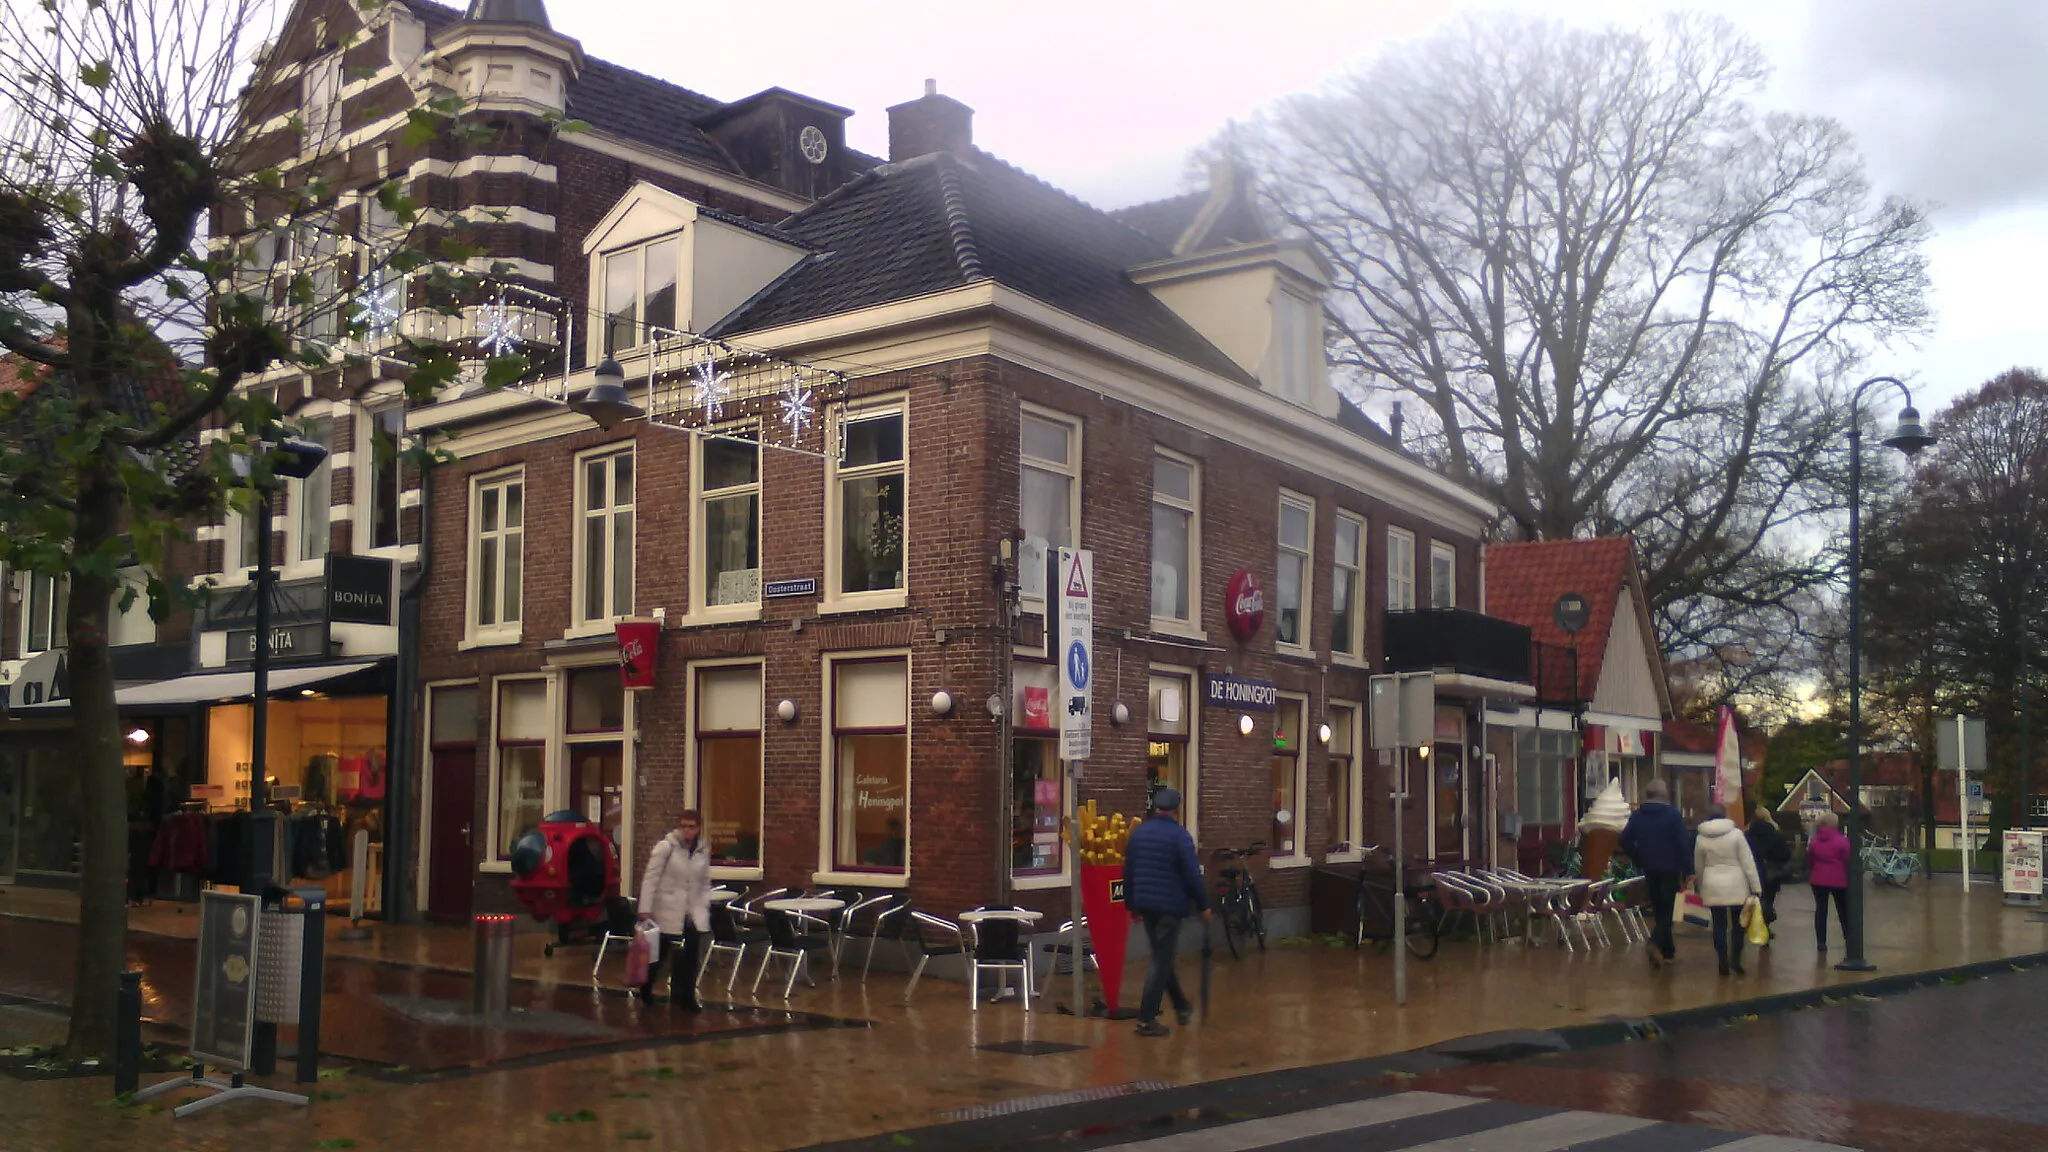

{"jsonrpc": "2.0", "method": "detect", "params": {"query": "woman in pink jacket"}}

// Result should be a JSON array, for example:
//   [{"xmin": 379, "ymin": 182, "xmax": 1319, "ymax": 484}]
[{"xmin": 1806, "ymin": 811, "xmax": 1852, "ymax": 954}]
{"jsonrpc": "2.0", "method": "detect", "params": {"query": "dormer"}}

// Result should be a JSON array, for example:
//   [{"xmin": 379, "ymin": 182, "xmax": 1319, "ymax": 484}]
[
  {"xmin": 1127, "ymin": 164, "xmax": 1338, "ymax": 416},
  {"xmin": 696, "ymin": 87, "xmax": 857, "ymax": 200},
  {"xmin": 582, "ymin": 182, "xmax": 807, "ymax": 360},
  {"xmin": 434, "ymin": 0, "xmax": 583, "ymax": 117}
]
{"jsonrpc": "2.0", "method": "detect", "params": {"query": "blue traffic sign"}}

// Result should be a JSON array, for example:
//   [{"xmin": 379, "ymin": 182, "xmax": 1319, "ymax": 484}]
[{"xmin": 1067, "ymin": 640, "xmax": 1090, "ymax": 691}]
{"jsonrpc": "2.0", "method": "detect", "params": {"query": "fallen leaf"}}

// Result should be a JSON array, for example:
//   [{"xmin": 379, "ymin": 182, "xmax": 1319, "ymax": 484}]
[
  {"xmin": 312, "ymin": 1141, "xmax": 358, "ymax": 1150},
  {"xmin": 622, "ymin": 1132, "xmax": 653, "ymax": 1142}
]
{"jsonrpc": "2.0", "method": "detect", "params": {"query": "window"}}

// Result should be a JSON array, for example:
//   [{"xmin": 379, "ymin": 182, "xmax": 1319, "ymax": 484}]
[
  {"xmin": 565, "ymin": 667, "xmax": 626, "ymax": 850},
  {"xmin": 697, "ymin": 431, "xmax": 760, "ymax": 610},
  {"xmin": 492, "ymin": 679, "xmax": 547, "ymax": 860},
  {"xmin": 295, "ymin": 417, "xmax": 333, "ymax": 564},
  {"xmin": 1515, "ymin": 728, "xmax": 1574, "ymax": 826},
  {"xmin": 695, "ymin": 665, "xmax": 763, "ymax": 869},
  {"xmin": 1326, "ymin": 703, "xmax": 1360, "ymax": 854},
  {"xmin": 576, "ymin": 447, "xmax": 636, "ymax": 625},
  {"xmin": 302, "ymin": 227, "xmax": 341, "ymax": 341},
  {"xmin": 234, "ymin": 502, "xmax": 264, "ymax": 574},
  {"xmin": 302, "ymin": 51, "xmax": 341, "ymax": 148},
  {"xmin": 471, "ymin": 472, "xmax": 524, "ymax": 638},
  {"xmin": 1331, "ymin": 513, "xmax": 1365, "ymax": 659},
  {"xmin": 1276, "ymin": 492, "xmax": 1314, "ymax": 649},
  {"xmin": 1430, "ymin": 541, "xmax": 1457, "ymax": 609},
  {"xmin": 830, "ymin": 404, "xmax": 906, "ymax": 601},
  {"xmin": 1147, "ymin": 671, "xmax": 1194, "ymax": 829},
  {"xmin": 368, "ymin": 406, "xmax": 405, "ymax": 549},
  {"xmin": 830, "ymin": 658, "xmax": 909, "ymax": 874},
  {"xmin": 1151, "ymin": 452, "xmax": 1198, "ymax": 626},
  {"xmin": 1387, "ymin": 527, "xmax": 1416, "ymax": 611},
  {"xmin": 1272, "ymin": 696, "xmax": 1307, "ymax": 857},
  {"xmin": 1013, "ymin": 738, "xmax": 1063, "ymax": 878},
  {"xmin": 20, "ymin": 571, "xmax": 67, "ymax": 655},
  {"xmin": 1019, "ymin": 409, "xmax": 1080, "ymax": 602},
  {"xmin": 1269, "ymin": 289, "xmax": 1324, "ymax": 407},
  {"xmin": 602, "ymin": 237, "xmax": 680, "ymax": 354}
]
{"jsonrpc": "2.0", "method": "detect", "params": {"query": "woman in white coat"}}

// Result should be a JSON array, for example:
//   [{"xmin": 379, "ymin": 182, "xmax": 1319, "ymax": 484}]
[
  {"xmin": 1693, "ymin": 804, "xmax": 1763, "ymax": 977},
  {"xmin": 637, "ymin": 808, "xmax": 713, "ymax": 1008}
]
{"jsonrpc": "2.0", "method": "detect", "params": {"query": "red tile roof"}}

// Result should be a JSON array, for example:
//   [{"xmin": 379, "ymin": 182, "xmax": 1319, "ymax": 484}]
[
  {"xmin": 1663, "ymin": 716, "xmax": 1716, "ymax": 755},
  {"xmin": 1484, "ymin": 537, "xmax": 1637, "ymax": 702}
]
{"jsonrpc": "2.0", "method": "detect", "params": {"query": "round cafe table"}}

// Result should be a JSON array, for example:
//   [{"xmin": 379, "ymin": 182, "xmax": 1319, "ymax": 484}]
[
  {"xmin": 761, "ymin": 897, "xmax": 845, "ymax": 914},
  {"xmin": 708, "ymin": 887, "xmax": 738, "ymax": 904}
]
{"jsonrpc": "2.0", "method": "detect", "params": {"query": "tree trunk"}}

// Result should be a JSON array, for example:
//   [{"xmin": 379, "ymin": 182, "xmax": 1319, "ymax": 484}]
[{"xmin": 62, "ymin": 455, "xmax": 129, "ymax": 1061}]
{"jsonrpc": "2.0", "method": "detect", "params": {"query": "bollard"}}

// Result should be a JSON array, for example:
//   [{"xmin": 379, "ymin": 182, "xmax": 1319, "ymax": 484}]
[
  {"xmin": 113, "ymin": 970, "xmax": 142, "ymax": 1098},
  {"xmin": 472, "ymin": 914, "xmax": 515, "ymax": 1017}
]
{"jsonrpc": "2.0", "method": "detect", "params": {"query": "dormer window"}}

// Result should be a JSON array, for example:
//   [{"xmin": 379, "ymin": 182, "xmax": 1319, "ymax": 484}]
[
  {"xmin": 602, "ymin": 237, "xmax": 680, "ymax": 354},
  {"xmin": 1270, "ymin": 287, "xmax": 1324, "ymax": 408}
]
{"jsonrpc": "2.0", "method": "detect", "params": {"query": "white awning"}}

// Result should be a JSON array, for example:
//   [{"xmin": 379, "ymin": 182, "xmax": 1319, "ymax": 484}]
[{"xmin": 13, "ymin": 661, "xmax": 380, "ymax": 712}]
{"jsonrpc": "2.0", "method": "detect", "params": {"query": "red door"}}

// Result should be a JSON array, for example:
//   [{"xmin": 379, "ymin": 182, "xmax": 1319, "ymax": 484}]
[{"xmin": 427, "ymin": 747, "xmax": 476, "ymax": 922}]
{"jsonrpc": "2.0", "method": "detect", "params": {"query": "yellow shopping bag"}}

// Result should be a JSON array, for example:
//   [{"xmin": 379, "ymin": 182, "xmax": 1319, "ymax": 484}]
[{"xmin": 1744, "ymin": 898, "xmax": 1770, "ymax": 946}]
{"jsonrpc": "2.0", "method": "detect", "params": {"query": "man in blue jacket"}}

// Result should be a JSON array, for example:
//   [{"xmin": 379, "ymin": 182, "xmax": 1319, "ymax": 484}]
[
  {"xmin": 1619, "ymin": 779, "xmax": 1691, "ymax": 966},
  {"xmin": 1121, "ymin": 788, "xmax": 1210, "ymax": 1036}
]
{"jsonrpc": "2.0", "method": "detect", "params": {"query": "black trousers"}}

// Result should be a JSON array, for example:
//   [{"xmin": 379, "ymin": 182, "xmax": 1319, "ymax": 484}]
[
  {"xmin": 1710, "ymin": 905, "xmax": 1745, "ymax": 970},
  {"xmin": 1813, "ymin": 885, "xmax": 1850, "ymax": 950},
  {"xmin": 1644, "ymin": 870, "xmax": 1682, "ymax": 959},
  {"xmin": 642, "ymin": 928, "xmax": 702, "ymax": 1003}
]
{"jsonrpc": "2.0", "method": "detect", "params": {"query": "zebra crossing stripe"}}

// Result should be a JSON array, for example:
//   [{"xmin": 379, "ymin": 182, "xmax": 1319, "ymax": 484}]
[
  {"xmin": 1107, "ymin": 1092, "xmax": 1481, "ymax": 1151},
  {"xmin": 1395, "ymin": 1108, "xmax": 1654, "ymax": 1150}
]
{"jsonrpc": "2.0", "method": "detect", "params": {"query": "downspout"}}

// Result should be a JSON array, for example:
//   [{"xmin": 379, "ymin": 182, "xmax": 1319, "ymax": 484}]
[{"xmin": 383, "ymin": 455, "xmax": 431, "ymax": 924}]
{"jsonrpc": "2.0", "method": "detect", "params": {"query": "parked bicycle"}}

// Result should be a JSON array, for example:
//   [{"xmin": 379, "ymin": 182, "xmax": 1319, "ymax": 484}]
[
  {"xmin": 1353, "ymin": 846, "xmax": 1440, "ymax": 959},
  {"xmin": 1861, "ymin": 833, "xmax": 1923, "ymax": 888},
  {"xmin": 1211, "ymin": 841, "xmax": 1267, "ymax": 958}
]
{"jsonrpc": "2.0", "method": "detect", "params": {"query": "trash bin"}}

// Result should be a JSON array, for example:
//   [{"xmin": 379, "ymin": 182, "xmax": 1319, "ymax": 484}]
[{"xmin": 473, "ymin": 914, "xmax": 515, "ymax": 1016}]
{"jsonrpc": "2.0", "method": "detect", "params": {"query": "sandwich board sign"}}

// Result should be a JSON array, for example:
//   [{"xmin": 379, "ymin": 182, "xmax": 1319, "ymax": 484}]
[{"xmin": 1055, "ymin": 548, "xmax": 1094, "ymax": 761}]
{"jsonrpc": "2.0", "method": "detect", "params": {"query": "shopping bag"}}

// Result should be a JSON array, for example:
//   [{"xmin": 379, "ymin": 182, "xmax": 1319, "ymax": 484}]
[
  {"xmin": 1681, "ymin": 890, "xmax": 1710, "ymax": 929},
  {"xmin": 623, "ymin": 929, "xmax": 650, "ymax": 987},
  {"xmin": 1739, "ymin": 899, "xmax": 1756, "ymax": 929},
  {"xmin": 1745, "ymin": 900, "xmax": 1771, "ymax": 946}
]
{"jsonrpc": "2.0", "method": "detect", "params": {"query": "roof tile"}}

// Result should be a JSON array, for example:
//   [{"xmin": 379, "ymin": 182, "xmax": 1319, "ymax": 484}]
[{"xmin": 1483, "ymin": 537, "xmax": 1637, "ymax": 702}]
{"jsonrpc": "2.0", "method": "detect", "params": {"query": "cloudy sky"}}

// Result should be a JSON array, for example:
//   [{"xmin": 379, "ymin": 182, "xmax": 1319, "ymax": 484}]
[{"xmin": 559, "ymin": 0, "xmax": 2037, "ymax": 414}]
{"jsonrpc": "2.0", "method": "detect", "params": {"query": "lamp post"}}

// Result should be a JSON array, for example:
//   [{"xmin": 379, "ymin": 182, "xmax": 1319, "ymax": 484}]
[{"xmin": 1840, "ymin": 376, "xmax": 1934, "ymax": 972}]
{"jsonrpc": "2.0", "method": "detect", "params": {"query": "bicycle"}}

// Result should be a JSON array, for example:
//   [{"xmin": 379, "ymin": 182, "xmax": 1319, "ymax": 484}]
[
  {"xmin": 1211, "ymin": 841, "xmax": 1267, "ymax": 958},
  {"xmin": 1353, "ymin": 846, "xmax": 1440, "ymax": 959},
  {"xmin": 1860, "ymin": 833, "xmax": 1923, "ymax": 888}
]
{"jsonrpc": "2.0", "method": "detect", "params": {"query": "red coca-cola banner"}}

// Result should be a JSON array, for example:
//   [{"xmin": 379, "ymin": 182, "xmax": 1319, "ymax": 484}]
[
  {"xmin": 1224, "ymin": 569, "xmax": 1264, "ymax": 642},
  {"xmin": 1078, "ymin": 862, "xmax": 1133, "ymax": 1013},
  {"xmin": 616, "ymin": 619, "xmax": 660, "ymax": 690}
]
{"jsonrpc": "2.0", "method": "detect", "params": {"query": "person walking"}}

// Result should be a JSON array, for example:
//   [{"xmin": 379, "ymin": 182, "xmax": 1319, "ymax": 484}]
[
  {"xmin": 1620, "ymin": 778, "xmax": 1691, "ymax": 966},
  {"xmin": 1120, "ymin": 787, "xmax": 1209, "ymax": 1037},
  {"xmin": 1694, "ymin": 804, "xmax": 1763, "ymax": 976},
  {"xmin": 1807, "ymin": 810, "xmax": 1853, "ymax": 956},
  {"xmin": 1745, "ymin": 808, "xmax": 1792, "ymax": 940},
  {"xmin": 636, "ymin": 808, "xmax": 713, "ymax": 1009}
]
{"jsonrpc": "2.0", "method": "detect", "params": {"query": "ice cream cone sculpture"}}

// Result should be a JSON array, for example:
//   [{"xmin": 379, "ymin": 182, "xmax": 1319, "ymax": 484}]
[{"xmin": 1579, "ymin": 778, "xmax": 1632, "ymax": 878}]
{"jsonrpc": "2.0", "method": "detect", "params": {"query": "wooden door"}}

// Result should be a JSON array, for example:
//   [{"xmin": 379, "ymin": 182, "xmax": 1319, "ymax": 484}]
[{"xmin": 427, "ymin": 747, "xmax": 476, "ymax": 922}]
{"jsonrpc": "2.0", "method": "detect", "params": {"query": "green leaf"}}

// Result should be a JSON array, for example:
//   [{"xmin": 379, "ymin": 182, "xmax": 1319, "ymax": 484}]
[
  {"xmin": 891, "ymin": 1136, "xmax": 915, "ymax": 1147},
  {"xmin": 312, "ymin": 1141, "xmax": 358, "ymax": 1150},
  {"xmin": 79, "ymin": 60, "xmax": 112, "ymax": 89},
  {"xmin": 317, "ymin": 1067, "xmax": 350, "ymax": 1080}
]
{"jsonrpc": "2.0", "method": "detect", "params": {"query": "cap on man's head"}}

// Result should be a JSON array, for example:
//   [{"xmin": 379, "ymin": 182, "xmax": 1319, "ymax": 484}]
[{"xmin": 1152, "ymin": 787, "xmax": 1183, "ymax": 812}]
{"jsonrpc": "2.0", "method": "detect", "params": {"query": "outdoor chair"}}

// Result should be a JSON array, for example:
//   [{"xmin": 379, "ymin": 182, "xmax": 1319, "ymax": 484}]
[
  {"xmin": 1529, "ymin": 880, "xmax": 1590, "ymax": 951},
  {"xmin": 591, "ymin": 895, "xmax": 639, "ymax": 980},
  {"xmin": 1431, "ymin": 873, "xmax": 1484, "ymax": 942},
  {"xmin": 1040, "ymin": 917, "xmax": 1098, "ymax": 981},
  {"xmin": 837, "ymin": 893, "xmax": 909, "ymax": 981},
  {"xmin": 1577, "ymin": 879, "xmax": 1615, "ymax": 948},
  {"xmin": 902, "ymin": 911, "xmax": 968, "ymax": 1003},
  {"xmin": 699, "ymin": 900, "xmax": 768, "ymax": 993},
  {"xmin": 753, "ymin": 907, "xmax": 831, "ymax": 999},
  {"xmin": 965, "ymin": 909, "xmax": 1035, "ymax": 1010}
]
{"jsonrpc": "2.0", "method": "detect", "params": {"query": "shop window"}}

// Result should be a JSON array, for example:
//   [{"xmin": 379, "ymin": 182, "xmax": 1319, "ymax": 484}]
[
  {"xmin": 493, "ymin": 679, "xmax": 547, "ymax": 859},
  {"xmin": 1150, "ymin": 451, "xmax": 1198, "ymax": 627},
  {"xmin": 14, "ymin": 744, "xmax": 81, "ymax": 874},
  {"xmin": 830, "ymin": 658, "xmax": 908, "ymax": 873},
  {"xmin": 1011, "ymin": 738, "xmax": 1063, "ymax": 877},
  {"xmin": 368, "ymin": 405, "xmax": 405, "ymax": 550},
  {"xmin": 19, "ymin": 571, "xmax": 67, "ymax": 655},
  {"xmin": 565, "ymin": 667, "xmax": 626, "ymax": 850},
  {"xmin": 829, "ymin": 404, "xmax": 906, "ymax": 601},
  {"xmin": 1430, "ymin": 541, "xmax": 1457, "ymax": 609},
  {"xmin": 576, "ymin": 447, "xmax": 636, "ymax": 625},
  {"xmin": 1331, "ymin": 513, "xmax": 1364, "ymax": 658},
  {"xmin": 1516, "ymin": 728, "xmax": 1573, "ymax": 826},
  {"xmin": 295, "ymin": 416, "xmax": 333, "ymax": 564},
  {"xmin": 1326, "ymin": 703, "xmax": 1360, "ymax": 854},
  {"xmin": 1276, "ymin": 492, "xmax": 1314, "ymax": 650},
  {"xmin": 1019, "ymin": 407, "xmax": 1080, "ymax": 603},
  {"xmin": 602, "ymin": 236, "xmax": 680, "ymax": 354},
  {"xmin": 1387, "ymin": 527, "xmax": 1416, "ymax": 611},
  {"xmin": 695, "ymin": 665, "xmax": 763, "ymax": 869},
  {"xmin": 471, "ymin": 472, "xmax": 524, "ymax": 638},
  {"xmin": 1271, "ymin": 696, "xmax": 1306, "ymax": 857},
  {"xmin": 698, "ymin": 430, "xmax": 761, "ymax": 609},
  {"xmin": 1147, "ymin": 671, "xmax": 1193, "ymax": 828}
]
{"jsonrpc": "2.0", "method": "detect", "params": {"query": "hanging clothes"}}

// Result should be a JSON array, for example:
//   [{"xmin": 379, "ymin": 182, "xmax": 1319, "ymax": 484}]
[{"xmin": 148, "ymin": 812, "xmax": 212, "ymax": 876}]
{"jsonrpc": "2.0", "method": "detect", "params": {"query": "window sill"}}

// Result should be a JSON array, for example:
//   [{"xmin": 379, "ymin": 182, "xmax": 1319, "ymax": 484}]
[
  {"xmin": 1267, "ymin": 855, "xmax": 1313, "ymax": 870},
  {"xmin": 1324, "ymin": 851, "xmax": 1363, "ymax": 865},
  {"xmin": 812, "ymin": 869, "xmax": 909, "ymax": 889},
  {"xmin": 711, "ymin": 865, "xmax": 764, "ymax": 883},
  {"xmin": 1273, "ymin": 645, "xmax": 1317, "ymax": 664},
  {"xmin": 561, "ymin": 621, "xmax": 624, "ymax": 642},
  {"xmin": 479, "ymin": 860, "xmax": 512, "ymax": 874},
  {"xmin": 679, "ymin": 603, "xmax": 761, "ymax": 628},
  {"xmin": 1012, "ymin": 871, "xmax": 1071, "ymax": 891},
  {"xmin": 1147, "ymin": 619, "xmax": 1207, "ymax": 642},
  {"xmin": 459, "ymin": 632, "xmax": 524, "ymax": 652},
  {"xmin": 818, "ymin": 591, "xmax": 908, "ymax": 616},
  {"xmin": 1330, "ymin": 653, "xmax": 1372, "ymax": 671}
]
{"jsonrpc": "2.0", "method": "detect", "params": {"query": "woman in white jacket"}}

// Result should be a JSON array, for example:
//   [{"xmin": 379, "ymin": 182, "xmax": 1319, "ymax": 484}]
[
  {"xmin": 637, "ymin": 809, "xmax": 713, "ymax": 1008},
  {"xmin": 1693, "ymin": 805, "xmax": 1763, "ymax": 977}
]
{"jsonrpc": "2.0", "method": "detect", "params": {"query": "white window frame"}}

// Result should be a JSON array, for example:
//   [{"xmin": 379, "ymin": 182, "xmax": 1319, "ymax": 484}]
[
  {"xmin": 1270, "ymin": 691, "xmax": 1313, "ymax": 867},
  {"xmin": 1150, "ymin": 448, "xmax": 1202, "ymax": 635},
  {"xmin": 688, "ymin": 658, "xmax": 767, "ymax": 882},
  {"xmin": 815, "ymin": 650, "xmax": 913, "ymax": 888},
  {"xmin": 1430, "ymin": 540, "xmax": 1457, "ymax": 610},
  {"xmin": 1387, "ymin": 527, "xmax": 1417, "ymax": 612},
  {"xmin": 286, "ymin": 413, "xmax": 335, "ymax": 576},
  {"xmin": 1325, "ymin": 701, "xmax": 1365, "ymax": 862},
  {"xmin": 1275, "ymin": 490, "xmax": 1315, "ymax": 654},
  {"xmin": 598, "ymin": 233, "xmax": 683, "ymax": 357},
  {"xmin": 360, "ymin": 403, "xmax": 407, "ymax": 554},
  {"xmin": 571, "ymin": 444, "xmax": 636, "ymax": 633},
  {"xmin": 226, "ymin": 500, "xmax": 269, "ymax": 580},
  {"xmin": 302, "ymin": 50, "xmax": 342, "ymax": 152},
  {"xmin": 689, "ymin": 425, "xmax": 763, "ymax": 624},
  {"xmin": 1148, "ymin": 664, "xmax": 1201, "ymax": 841},
  {"xmin": 467, "ymin": 469, "xmax": 525, "ymax": 646},
  {"xmin": 1331, "ymin": 512, "xmax": 1367, "ymax": 663},
  {"xmin": 483, "ymin": 673, "xmax": 554, "ymax": 871},
  {"xmin": 1018, "ymin": 405, "xmax": 1082, "ymax": 613},
  {"xmin": 824, "ymin": 397, "xmax": 909, "ymax": 613},
  {"xmin": 17, "ymin": 570, "xmax": 67, "ymax": 656}
]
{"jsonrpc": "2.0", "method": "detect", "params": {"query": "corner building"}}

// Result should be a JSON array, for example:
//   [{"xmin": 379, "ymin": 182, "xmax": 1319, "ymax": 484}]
[{"xmin": 239, "ymin": 0, "xmax": 1502, "ymax": 929}]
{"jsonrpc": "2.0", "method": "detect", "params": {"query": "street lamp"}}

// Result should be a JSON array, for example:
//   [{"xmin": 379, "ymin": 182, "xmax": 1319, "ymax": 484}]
[
  {"xmin": 569, "ymin": 357, "xmax": 644, "ymax": 431},
  {"xmin": 1841, "ymin": 376, "xmax": 1934, "ymax": 972}
]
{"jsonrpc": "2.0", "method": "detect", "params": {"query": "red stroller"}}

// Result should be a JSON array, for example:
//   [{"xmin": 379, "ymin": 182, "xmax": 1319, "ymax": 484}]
[{"xmin": 508, "ymin": 811, "xmax": 622, "ymax": 957}]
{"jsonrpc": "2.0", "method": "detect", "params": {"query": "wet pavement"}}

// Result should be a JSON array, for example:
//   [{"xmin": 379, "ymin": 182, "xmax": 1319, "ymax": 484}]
[{"xmin": 0, "ymin": 877, "xmax": 2041, "ymax": 1150}]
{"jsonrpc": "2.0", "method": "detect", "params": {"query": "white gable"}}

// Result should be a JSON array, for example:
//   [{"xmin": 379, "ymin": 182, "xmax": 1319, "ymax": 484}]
[
  {"xmin": 581, "ymin": 182, "xmax": 805, "ymax": 339},
  {"xmin": 582, "ymin": 182, "xmax": 701, "ymax": 256},
  {"xmin": 1591, "ymin": 586, "xmax": 1664, "ymax": 722}
]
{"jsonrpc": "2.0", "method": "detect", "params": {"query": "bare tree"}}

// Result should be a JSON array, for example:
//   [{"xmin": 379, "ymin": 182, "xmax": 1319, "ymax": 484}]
[
  {"xmin": 1234, "ymin": 13, "xmax": 1932, "ymax": 695},
  {"xmin": 0, "ymin": 0, "xmax": 509, "ymax": 1060}
]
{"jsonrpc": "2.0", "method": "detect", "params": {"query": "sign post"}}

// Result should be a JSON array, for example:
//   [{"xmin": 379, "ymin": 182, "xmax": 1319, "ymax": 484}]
[
  {"xmin": 1938, "ymin": 715, "xmax": 1988, "ymax": 889},
  {"xmin": 1369, "ymin": 671, "xmax": 1434, "ymax": 1007},
  {"xmin": 1052, "ymin": 547, "xmax": 1094, "ymax": 1017}
]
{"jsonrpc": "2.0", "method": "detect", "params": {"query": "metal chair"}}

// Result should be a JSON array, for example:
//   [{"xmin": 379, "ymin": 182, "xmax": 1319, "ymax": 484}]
[
  {"xmin": 837, "ymin": 894, "xmax": 908, "ymax": 980},
  {"xmin": 902, "ymin": 911, "xmax": 968, "ymax": 1003},
  {"xmin": 591, "ymin": 896, "xmax": 639, "ymax": 979},
  {"xmin": 965, "ymin": 911, "xmax": 1034, "ymax": 1011},
  {"xmin": 753, "ymin": 907, "xmax": 831, "ymax": 999},
  {"xmin": 1576, "ymin": 878, "xmax": 1615, "ymax": 948}
]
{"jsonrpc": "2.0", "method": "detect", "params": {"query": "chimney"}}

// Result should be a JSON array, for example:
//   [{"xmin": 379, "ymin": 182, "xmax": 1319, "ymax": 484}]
[
  {"xmin": 1389, "ymin": 402, "xmax": 1403, "ymax": 446},
  {"xmin": 887, "ymin": 79, "xmax": 973, "ymax": 162}
]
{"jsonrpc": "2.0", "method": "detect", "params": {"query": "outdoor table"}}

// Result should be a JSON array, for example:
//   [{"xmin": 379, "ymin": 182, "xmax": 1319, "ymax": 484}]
[
  {"xmin": 763, "ymin": 897, "xmax": 847, "ymax": 976},
  {"xmin": 959, "ymin": 908, "xmax": 1043, "ymax": 1003},
  {"xmin": 709, "ymin": 887, "xmax": 739, "ymax": 904}
]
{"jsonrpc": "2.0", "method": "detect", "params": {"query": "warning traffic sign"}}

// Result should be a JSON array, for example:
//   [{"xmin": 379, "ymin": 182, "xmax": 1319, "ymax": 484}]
[{"xmin": 1055, "ymin": 548, "xmax": 1093, "ymax": 761}]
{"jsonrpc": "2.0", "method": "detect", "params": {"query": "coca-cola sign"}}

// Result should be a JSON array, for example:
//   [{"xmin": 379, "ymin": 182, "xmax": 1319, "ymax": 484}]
[
  {"xmin": 1224, "ymin": 569, "xmax": 1264, "ymax": 642},
  {"xmin": 615, "ymin": 619, "xmax": 661, "ymax": 690}
]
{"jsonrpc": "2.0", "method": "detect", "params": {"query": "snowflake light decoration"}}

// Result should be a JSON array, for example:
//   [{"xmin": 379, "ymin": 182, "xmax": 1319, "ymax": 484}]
[
  {"xmin": 778, "ymin": 376, "xmax": 815, "ymax": 441},
  {"xmin": 358, "ymin": 272, "xmax": 401, "ymax": 339},
  {"xmin": 693, "ymin": 358, "xmax": 732, "ymax": 422},
  {"xmin": 479, "ymin": 292, "xmax": 519, "ymax": 358}
]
